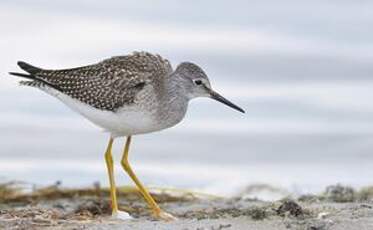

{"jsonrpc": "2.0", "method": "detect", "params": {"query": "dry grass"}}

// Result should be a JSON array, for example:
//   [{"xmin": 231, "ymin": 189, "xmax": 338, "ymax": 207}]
[{"xmin": 0, "ymin": 181, "xmax": 218, "ymax": 206}]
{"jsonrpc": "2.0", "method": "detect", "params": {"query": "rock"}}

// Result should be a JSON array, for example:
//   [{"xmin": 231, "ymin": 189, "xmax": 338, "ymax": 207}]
[{"xmin": 276, "ymin": 200, "xmax": 304, "ymax": 217}]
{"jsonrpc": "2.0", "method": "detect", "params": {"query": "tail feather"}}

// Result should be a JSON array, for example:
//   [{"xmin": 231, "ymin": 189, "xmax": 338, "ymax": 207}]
[
  {"xmin": 9, "ymin": 71, "xmax": 61, "ymax": 91},
  {"xmin": 9, "ymin": 61, "xmax": 61, "ymax": 91},
  {"xmin": 19, "ymin": 80, "xmax": 45, "ymax": 88}
]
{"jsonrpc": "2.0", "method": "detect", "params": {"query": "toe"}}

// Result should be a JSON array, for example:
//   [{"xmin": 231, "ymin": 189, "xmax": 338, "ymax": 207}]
[{"xmin": 153, "ymin": 210, "xmax": 178, "ymax": 221}]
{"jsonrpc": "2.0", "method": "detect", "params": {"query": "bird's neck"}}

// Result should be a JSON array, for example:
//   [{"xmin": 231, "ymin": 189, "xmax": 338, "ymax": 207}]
[
  {"xmin": 166, "ymin": 71, "xmax": 190, "ymax": 101},
  {"xmin": 157, "ymin": 73, "xmax": 189, "ymax": 126}
]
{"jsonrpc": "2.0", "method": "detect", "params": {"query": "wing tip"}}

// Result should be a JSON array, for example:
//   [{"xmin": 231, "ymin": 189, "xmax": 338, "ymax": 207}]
[
  {"xmin": 8, "ymin": 72, "xmax": 33, "ymax": 79},
  {"xmin": 17, "ymin": 61, "xmax": 41, "ymax": 75}
]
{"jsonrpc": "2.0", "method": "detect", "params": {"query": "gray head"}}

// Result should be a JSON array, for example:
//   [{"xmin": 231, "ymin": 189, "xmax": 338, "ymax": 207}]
[{"xmin": 173, "ymin": 62, "xmax": 245, "ymax": 113}]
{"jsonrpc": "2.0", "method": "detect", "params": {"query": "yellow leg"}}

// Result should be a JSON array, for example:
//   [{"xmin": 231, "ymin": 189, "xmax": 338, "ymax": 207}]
[
  {"xmin": 120, "ymin": 136, "xmax": 176, "ymax": 221},
  {"xmin": 104, "ymin": 137, "xmax": 118, "ymax": 215}
]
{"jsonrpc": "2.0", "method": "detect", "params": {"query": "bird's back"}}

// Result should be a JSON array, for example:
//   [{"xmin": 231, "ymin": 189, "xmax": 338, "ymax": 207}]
[{"xmin": 15, "ymin": 51, "xmax": 173, "ymax": 112}]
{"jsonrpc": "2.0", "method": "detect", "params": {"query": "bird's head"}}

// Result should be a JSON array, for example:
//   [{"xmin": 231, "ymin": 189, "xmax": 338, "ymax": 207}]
[{"xmin": 174, "ymin": 62, "xmax": 245, "ymax": 113}]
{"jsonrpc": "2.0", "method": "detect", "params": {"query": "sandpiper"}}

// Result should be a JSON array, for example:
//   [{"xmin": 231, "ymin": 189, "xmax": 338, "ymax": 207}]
[{"xmin": 9, "ymin": 51, "xmax": 245, "ymax": 221}]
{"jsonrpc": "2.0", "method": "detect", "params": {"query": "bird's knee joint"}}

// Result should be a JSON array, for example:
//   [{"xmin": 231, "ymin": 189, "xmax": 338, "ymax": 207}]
[
  {"xmin": 105, "ymin": 153, "xmax": 113, "ymax": 162},
  {"xmin": 121, "ymin": 159, "xmax": 130, "ymax": 170}
]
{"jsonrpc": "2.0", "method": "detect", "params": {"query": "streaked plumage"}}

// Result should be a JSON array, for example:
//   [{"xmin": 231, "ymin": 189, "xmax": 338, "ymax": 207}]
[{"xmin": 19, "ymin": 52, "xmax": 172, "ymax": 111}]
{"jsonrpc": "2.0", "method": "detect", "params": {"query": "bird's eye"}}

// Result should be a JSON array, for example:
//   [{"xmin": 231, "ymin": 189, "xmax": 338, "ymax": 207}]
[{"xmin": 194, "ymin": 80, "xmax": 202, "ymax": 85}]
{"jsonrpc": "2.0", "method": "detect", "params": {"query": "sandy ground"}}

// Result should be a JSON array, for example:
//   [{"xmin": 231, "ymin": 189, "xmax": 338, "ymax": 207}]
[{"xmin": 1, "ymin": 183, "xmax": 373, "ymax": 230}]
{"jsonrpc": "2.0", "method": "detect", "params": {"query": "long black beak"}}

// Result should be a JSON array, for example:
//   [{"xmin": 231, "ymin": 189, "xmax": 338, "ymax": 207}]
[{"xmin": 209, "ymin": 89, "xmax": 245, "ymax": 113}]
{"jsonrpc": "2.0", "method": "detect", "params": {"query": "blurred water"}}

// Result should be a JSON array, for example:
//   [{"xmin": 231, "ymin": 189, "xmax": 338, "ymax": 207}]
[{"xmin": 1, "ymin": 1, "xmax": 373, "ymax": 198}]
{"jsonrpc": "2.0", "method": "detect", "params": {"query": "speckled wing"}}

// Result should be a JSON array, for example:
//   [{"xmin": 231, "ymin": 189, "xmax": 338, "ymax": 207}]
[{"xmin": 16, "ymin": 52, "xmax": 173, "ymax": 111}]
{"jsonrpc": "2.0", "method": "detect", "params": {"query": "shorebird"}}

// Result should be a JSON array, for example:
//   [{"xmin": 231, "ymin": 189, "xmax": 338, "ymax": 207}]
[{"xmin": 9, "ymin": 51, "xmax": 245, "ymax": 221}]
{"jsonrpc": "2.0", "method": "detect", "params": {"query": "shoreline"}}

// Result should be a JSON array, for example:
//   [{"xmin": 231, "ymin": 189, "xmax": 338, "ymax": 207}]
[{"xmin": 1, "ymin": 183, "xmax": 373, "ymax": 229}]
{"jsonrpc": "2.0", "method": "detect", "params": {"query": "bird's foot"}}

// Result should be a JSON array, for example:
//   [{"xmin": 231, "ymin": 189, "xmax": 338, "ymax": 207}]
[
  {"xmin": 112, "ymin": 210, "xmax": 133, "ymax": 220},
  {"xmin": 153, "ymin": 210, "xmax": 178, "ymax": 221}
]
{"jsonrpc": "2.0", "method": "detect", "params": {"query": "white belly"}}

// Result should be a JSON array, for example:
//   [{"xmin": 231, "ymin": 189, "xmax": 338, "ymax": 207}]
[{"xmin": 42, "ymin": 87, "xmax": 170, "ymax": 137}]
